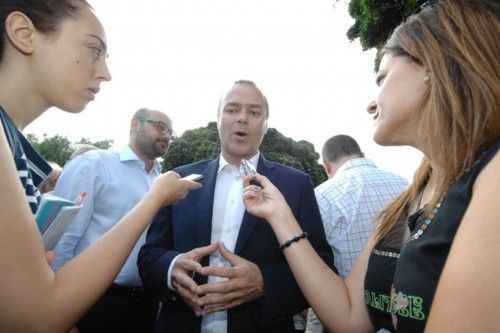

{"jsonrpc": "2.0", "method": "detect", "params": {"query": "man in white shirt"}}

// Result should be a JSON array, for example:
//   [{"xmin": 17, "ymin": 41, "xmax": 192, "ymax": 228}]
[
  {"xmin": 52, "ymin": 108, "xmax": 174, "ymax": 333},
  {"xmin": 138, "ymin": 80, "xmax": 334, "ymax": 333},
  {"xmin": 305, "ymin": 134, "xmax": 408, "ymax": 333}
]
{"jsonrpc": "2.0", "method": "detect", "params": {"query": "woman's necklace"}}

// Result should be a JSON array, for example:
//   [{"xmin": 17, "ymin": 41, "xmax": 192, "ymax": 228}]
[
  {"xmin": 404, "ymin": 195, "xmax": 443, "ymax": 246},
  {"xmin": 404, "ymin": 158, "xmax": 482, "ymax": 247}
]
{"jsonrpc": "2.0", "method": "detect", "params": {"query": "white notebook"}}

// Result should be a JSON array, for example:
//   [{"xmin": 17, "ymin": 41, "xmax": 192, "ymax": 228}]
[{"xmin": 41, "ymin": 204, "xmax": 82, "ymax": 250}]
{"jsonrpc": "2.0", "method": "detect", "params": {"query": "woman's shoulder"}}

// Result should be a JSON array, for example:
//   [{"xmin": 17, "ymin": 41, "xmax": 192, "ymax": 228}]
[
  {"xmin": 479, "ymin": 139, "xmax": 500, "ymax": 164},
  {"xmin": 473, "ymin": 142, "xmax": 500, "ymax": 190}
]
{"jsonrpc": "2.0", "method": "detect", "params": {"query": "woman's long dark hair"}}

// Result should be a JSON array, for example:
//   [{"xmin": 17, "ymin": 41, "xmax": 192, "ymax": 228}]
[{"xmin": 1, "ymin": 0, "xmax": 90, "ymax": 61}]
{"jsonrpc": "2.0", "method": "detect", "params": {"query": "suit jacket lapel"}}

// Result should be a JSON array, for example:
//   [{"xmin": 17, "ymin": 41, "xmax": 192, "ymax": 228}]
[
  {"xmin": 234, "ymin": 156, "xmax": 275, "ymax": 254},
  {"xmin": 196, "ymin": 158, "xmax": 219, "ymax": 248}
]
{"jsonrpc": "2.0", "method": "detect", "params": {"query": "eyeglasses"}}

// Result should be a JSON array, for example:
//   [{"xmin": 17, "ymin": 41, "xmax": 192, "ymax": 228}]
[
  {"xmin": 419, "ymin": 0, "xmax": 433, "ymax": 11},
  {"xmin": 407, "ymin": 0, "xmax": 433, "ymax": 19},
  {"xmin": 138, "ymin": 118, "xmax": 174, "ymax": 136}
]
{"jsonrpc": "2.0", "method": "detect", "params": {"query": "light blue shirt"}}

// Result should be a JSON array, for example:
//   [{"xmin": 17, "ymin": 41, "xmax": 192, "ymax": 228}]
[
  {"xmin": 51, "ymin": 146, "xmax": 161, "ymax": 286},
  {"xmin": 316, "ymin": 158, "xmax": 408, "ymax": 278},
  {"xmin": 306, "ymin": 158, "xmax": 407, "ymax": 333}
]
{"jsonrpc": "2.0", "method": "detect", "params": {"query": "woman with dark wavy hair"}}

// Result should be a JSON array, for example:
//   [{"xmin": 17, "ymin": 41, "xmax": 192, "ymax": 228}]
[
  {"xmin": 237, "ymin": 1, "xmax": 500, "ymax": 332},
  {"xmin": 0, "ymin": 1, "xmax": 201, "ymax": 331}
]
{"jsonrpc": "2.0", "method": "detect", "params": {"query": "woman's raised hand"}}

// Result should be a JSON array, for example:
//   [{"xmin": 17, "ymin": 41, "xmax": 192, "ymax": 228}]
[
  {"xmin": 242, "ymin": 173, "xmax": 292, "ymax": 224},
  {"xmin": 149, "ymin": 171, "xmax": 202, "ymax": 207}
]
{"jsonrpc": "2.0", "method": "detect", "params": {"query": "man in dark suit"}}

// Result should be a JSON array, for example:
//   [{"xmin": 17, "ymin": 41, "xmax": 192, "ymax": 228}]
[{"xmin": 138, "ymin": 80, "xmax": 335, "ymax": 333}]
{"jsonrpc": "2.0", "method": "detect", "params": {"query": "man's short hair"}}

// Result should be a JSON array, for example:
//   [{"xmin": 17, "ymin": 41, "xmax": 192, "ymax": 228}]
[
  {"xmin": 218, "ymin": 80, "xmax": 269, "ymax": 119},
  {"xmin": 133, "ymin": 108, "xmax": 152, "ymax": 120},
  {"xmin": 322, "ymin": 134, "xmax": 364, "ymax": 163},
  {"xmin": 69, "ymin": 144, "xmax": 99, "ymax": 161}
]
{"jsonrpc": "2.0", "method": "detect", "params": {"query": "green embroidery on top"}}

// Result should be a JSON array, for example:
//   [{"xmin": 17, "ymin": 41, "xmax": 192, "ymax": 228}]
[
  {"xmin": 365, "ymin": 289, "xmax": 426, "ymax": 321},
  {"xmin": 365, "ymin": 290, "xmax": 391, "ymax": 312},
  {"xmin": 391, "ymin": 291, "xmax": 426, "ymax": 320}
]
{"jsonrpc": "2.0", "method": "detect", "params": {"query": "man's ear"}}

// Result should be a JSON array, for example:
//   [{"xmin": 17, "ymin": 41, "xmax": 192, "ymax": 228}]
[
  {"xmin": 216, "ymin": 111, "xmax": 221, "ymax": 131},
  {"xmin": 323, "ymin": 160, "xmax": 332, "ymax": 176},
  {"xmin": 130, "ymin": 118, "xmax": 141, "ymax": 132},
  {"xmin": 4, "ymin": 11, "xmax": 37, "ymax": 55}
]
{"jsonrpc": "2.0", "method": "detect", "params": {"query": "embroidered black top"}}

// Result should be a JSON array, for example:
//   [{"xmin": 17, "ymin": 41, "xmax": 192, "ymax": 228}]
[{"xmin": 364, "ymin": 139, "xmax": 500, "ymax": 332}]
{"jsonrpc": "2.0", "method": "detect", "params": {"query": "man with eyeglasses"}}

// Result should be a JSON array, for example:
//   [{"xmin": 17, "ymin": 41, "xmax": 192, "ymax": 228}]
[{"xmin": 51, "ymin": 108, "xmax": 174, "ymax": 333}]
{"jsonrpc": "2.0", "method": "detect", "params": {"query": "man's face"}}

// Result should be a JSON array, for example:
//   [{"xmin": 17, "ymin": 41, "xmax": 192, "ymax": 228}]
[
  {"xmin": 217, "ymin": 84, "xmax": 268, "ymax": 165},
  {"xmin": 134, "ymin": 111, "xmax": 173, "ymax": 160}
]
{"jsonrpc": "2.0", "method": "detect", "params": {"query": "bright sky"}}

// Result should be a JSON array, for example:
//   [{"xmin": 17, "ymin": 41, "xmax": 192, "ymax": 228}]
[{"xmin": 25, "ymin": 0, "xmax": 422, "ymax": 181}]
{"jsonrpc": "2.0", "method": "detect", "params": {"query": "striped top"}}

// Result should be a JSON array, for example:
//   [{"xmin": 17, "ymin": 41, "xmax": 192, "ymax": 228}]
[{"xmin": 0, "ymin": 107, "xmax": 51, "ymax": 214}]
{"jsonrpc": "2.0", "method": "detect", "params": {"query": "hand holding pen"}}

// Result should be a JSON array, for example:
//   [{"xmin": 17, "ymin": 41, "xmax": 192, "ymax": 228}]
[
  {"xmin": 239, "ymin": 159, "xmax": 261, "ymax": 187},
  {"xmin": 73, "ymin": 192, "xmax": 87, "ymax": 206}
]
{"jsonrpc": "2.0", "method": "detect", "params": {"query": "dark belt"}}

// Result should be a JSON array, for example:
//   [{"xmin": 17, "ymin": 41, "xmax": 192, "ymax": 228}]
[{"xmin": 107, "ymin": 283, "xmax": 145, "ymax": 299}]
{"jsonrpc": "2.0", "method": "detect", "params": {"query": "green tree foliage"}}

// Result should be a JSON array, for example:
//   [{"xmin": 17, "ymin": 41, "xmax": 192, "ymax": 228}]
[
  {"xmin": 162, "ymin": 122, "xmax": 327, "ymax": 186},
  {"xmin": 260, "ymin": 128, "xmax": 327, "ymax": 186},
  {"xmin": 76, "ymin": 137, "xmax": 114, "ymax": 150},
  {"xmin": 27, "ymin": 134, "xmax": 73, "ymax": 167},
  {"xmin": 27, "ymin": 125, "xmax": 328, "ymax": 186},
  {"xmin": 27, "ymin": 133, "xmax": 113, "ymax": 167},
  {"xmin": 346, "ymin": 0, "xmax": 424, "ymax": 69},
  {"xmin": 163, "ymin": 122, "xmax": 221, "ymax": 170}
]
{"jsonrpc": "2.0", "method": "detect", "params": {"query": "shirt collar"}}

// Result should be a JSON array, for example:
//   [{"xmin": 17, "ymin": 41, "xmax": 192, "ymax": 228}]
[
  {"xmin": 217, "ymin": 152, "xmax": 260, "ymax": 174},
  {"xmin": 119, "ymin": 146, "xmax": 161, "ymax": 173},
  {"xmin": 336, "ymin": 157, "xmax": 375, "ymax": 175}
]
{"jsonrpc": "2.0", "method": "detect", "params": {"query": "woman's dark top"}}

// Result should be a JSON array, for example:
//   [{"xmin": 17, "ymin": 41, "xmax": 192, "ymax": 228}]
[
  {"xmin": 364, "ymin": 139, "xmax": 500, "ymax": 332},
  {"xmin": 0, "ymin": 106, "xmax": 51, "ymax": 214}
]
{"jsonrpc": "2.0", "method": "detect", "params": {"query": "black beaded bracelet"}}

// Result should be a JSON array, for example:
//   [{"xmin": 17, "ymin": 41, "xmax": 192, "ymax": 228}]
[{"xmin": 279, "ymin": 232, "xmax": 309, "ymax": 250}]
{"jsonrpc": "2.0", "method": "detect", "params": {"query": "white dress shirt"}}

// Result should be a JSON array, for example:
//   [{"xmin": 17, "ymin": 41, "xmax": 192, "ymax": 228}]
[{"xmin": 51, "ymin": 146, "xmax": 161, "ymax": 286}]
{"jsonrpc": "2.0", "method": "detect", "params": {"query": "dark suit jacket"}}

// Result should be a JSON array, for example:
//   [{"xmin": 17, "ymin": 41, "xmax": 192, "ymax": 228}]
[{"xmin": 138, "ymin": 155, "xmax": 335, "ymax": 333}]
